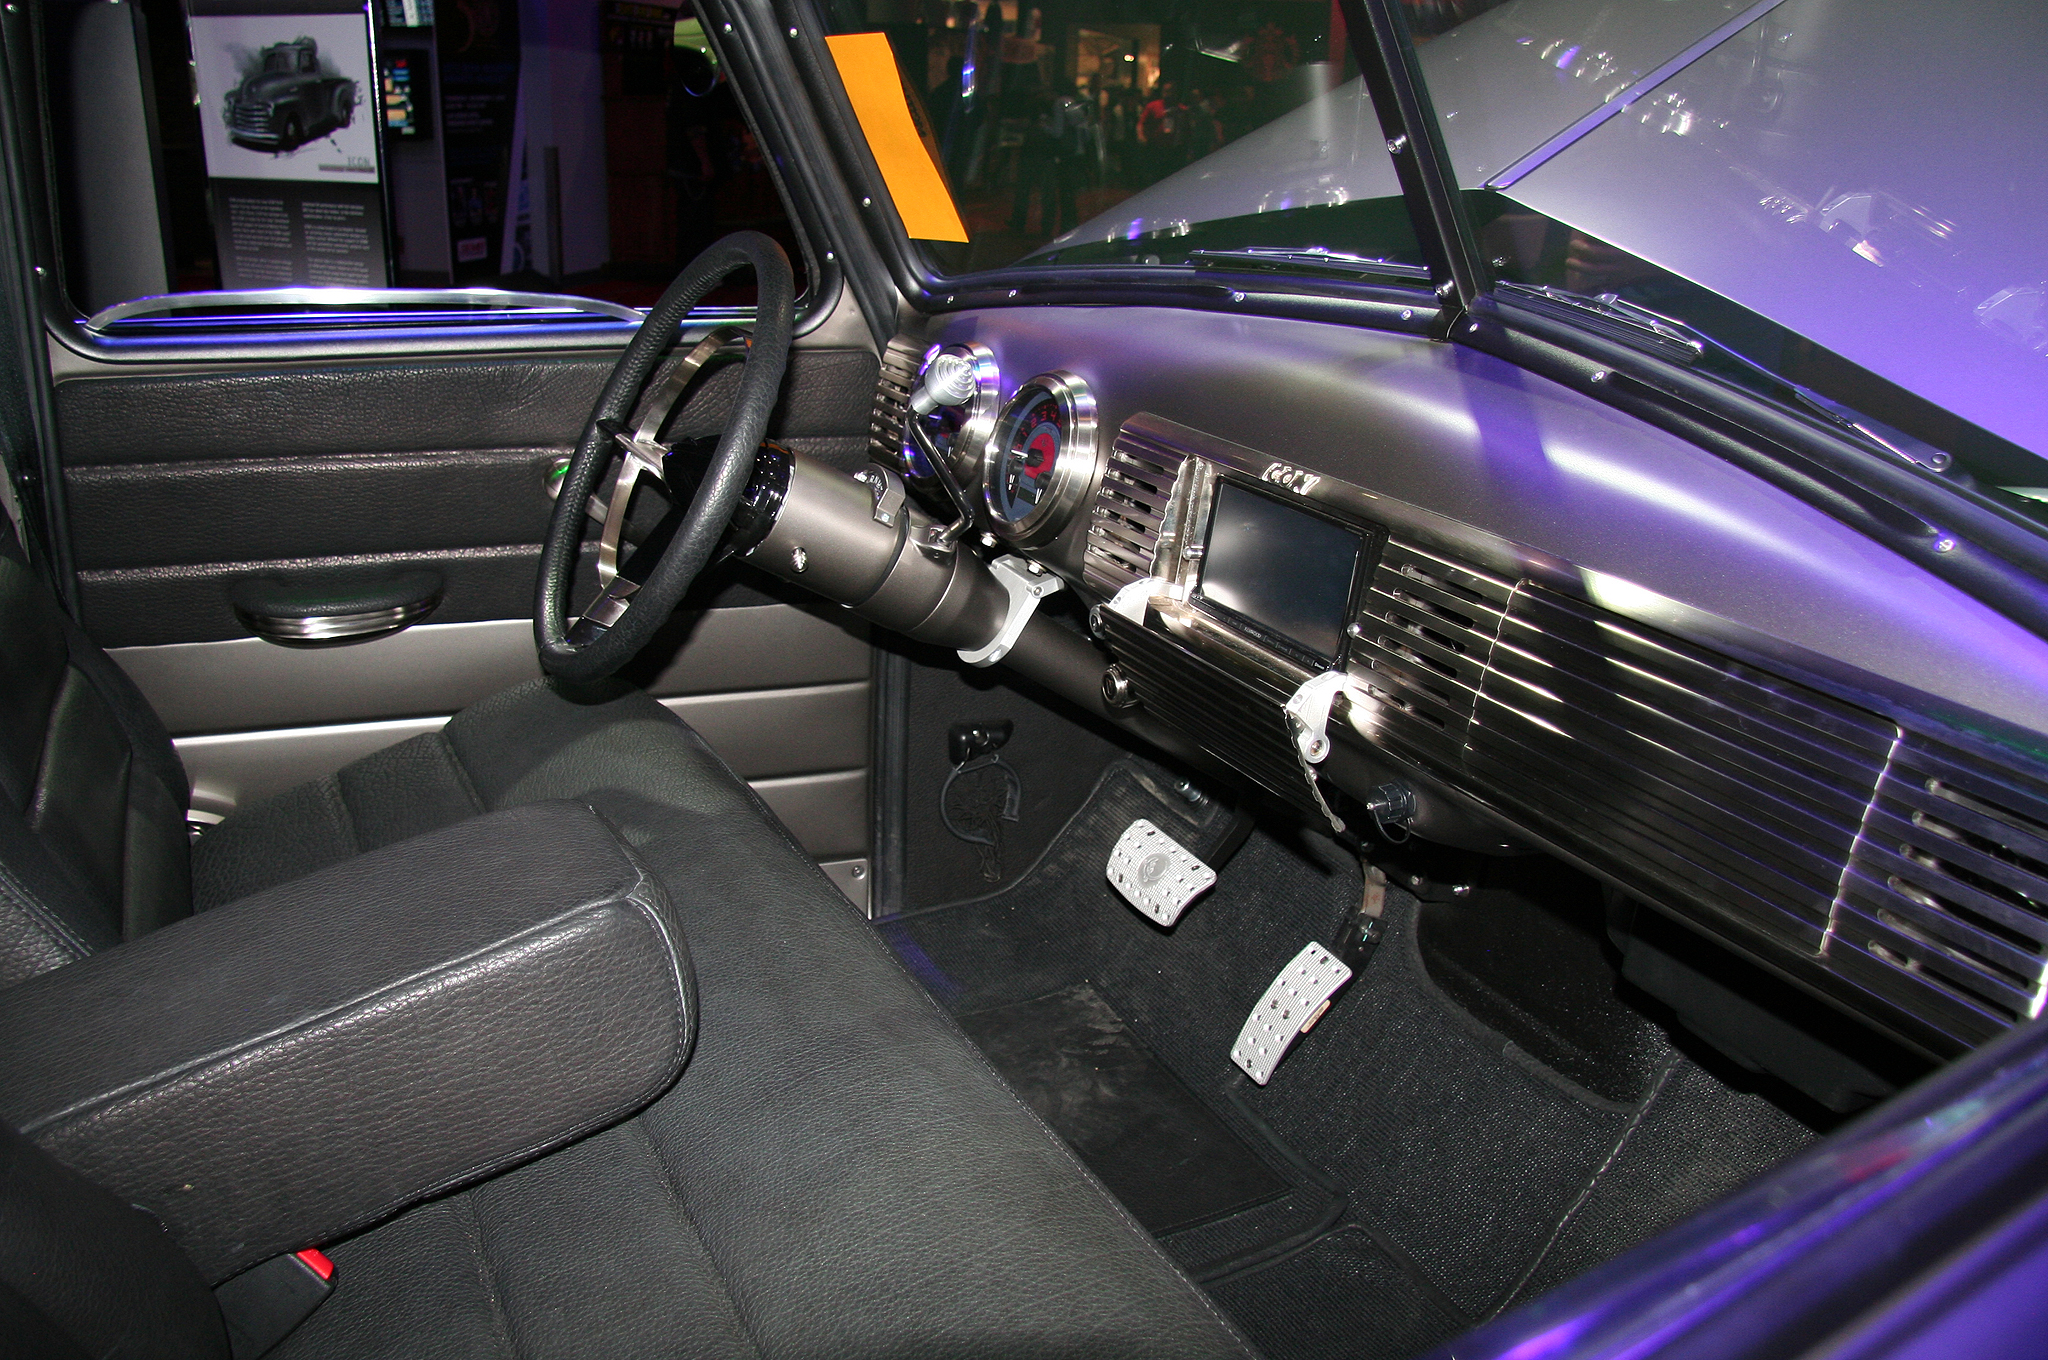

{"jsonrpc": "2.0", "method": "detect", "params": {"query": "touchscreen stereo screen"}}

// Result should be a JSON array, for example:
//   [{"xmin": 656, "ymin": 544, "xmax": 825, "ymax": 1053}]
[{"xmin": 1198, "ymin": 480, "xmax": 1363, "ymax": 663}]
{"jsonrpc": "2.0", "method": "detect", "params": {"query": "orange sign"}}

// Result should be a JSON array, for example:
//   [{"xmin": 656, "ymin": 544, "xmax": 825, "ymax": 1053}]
[{"xmin": 824, "ymin": 32, "xmax": 969, "ymax": 243}]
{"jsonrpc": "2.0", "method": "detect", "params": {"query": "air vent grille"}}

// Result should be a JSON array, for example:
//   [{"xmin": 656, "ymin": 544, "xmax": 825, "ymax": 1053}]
[
  {"xmin": 1833, "ymin": 737, "xmax": 2048, "ymax": 1042},
  {"xmin": 867, "ymin": 335, "xmax": 922, "ymax": 470},
  {"xmin": 1096, "ymin": 607, "xmax": 1319, "ymax": 816},
  {"xmin": 1344, "ymin": 539, "xmax": 1510, "ymax": 771},
  {"xmin": 1467, "ymin": 586, "xmax": 1897, "ymax": 951},
  {"xmin": 1092, "ymin": 476, "xmax": 2048, "ymax": 1049},
  {"xmin": 1084, "ymin": 429, "xmax": 1186, "ymax": 595}
]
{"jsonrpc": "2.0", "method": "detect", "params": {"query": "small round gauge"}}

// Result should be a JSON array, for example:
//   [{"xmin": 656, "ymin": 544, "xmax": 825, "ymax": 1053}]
[
  {"xmin": 984, "ymin": 371, "xmax": 1097, "ymax": 542},
  {"xmin": 903, "ymin": 343, "xmax": 1000, "ymax": 491}
]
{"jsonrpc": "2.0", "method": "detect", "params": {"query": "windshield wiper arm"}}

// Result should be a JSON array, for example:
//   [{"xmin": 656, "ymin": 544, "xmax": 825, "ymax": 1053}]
[
  {"xmin": 1187, "ymin": 247, "xmax": 1431, "ymax": 285},
  {"xmin": 1783, "ymin": 388, "xmax": 1955, "ymax": 473},
  {"xmin": 1496, "ymin": 281, "xmax": 1706, "ymax": 363},
  {"xmin": 1496, "ymin": 281, "xmax": 1955, "ymax": 474}
]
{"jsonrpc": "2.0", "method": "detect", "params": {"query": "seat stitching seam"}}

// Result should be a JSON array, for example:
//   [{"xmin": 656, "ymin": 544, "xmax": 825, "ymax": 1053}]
[
  {"xmin": 27, "ymin": 667, "xmax": 135, "ymax": 916},
  {"xmin": 455, "ymin": 1191, "xmax": 525, "ymax": 1360},
  {"xmin": 19, "ymin": 896, "xmax": 657, "ymax": 1134},
  {"xmin": 321, "ymin": 775, "xmax": 360, "ymax": 855},
  {"xmin": 626, "ymin": 1117, "xmax": 768, "ymax": 1360},
  {"xmin": 0, "ymin": 858, "xmax": 93, "ymax": 961},
  {"xmin": 437, "ymin": 732, "xmax": 490, "ymax": 814}
]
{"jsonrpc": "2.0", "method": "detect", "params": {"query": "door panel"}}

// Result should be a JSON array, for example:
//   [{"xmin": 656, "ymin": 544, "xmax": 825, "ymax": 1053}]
[
  {"xmin": 65, "ymin": 326, "xmax": 884, "ymax": 897},
  {"xmin": 66, "ymin": 448, "xmax": 563, "ymax": 570},
  {"xmin": 56, "ymin": 348, "xmax": 878, "ymax": 646},
  {"xmin": 115, "ymin": 604, "xmax": 874, "ymax": 888},
  {"xmin": 113, "ymin": 607, "xmax": 869, "ymax": 733},
  {"xmin": 164, "ymin": 677, "xmax": 871, "ymax": 814}
]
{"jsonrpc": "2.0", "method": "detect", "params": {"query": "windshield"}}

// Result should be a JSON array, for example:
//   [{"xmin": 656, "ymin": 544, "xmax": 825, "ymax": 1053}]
[
  {"xmin": 1416, "ymin": 0, "xmax": 2048, "ymax": 509},
  {"xmin": 262, "ymin": 49, "xmax": 294, "ymax": 73},
  {"xmin": 816, "ymin": 0, "xmax": 1416, "ymax": 275},
  {"xmin": 825, "ymin": 0, "xmax": 2048, "ymax": 502},
  {"xmin": 916, "ymin": 0, "xmax": 2048, "ymax": 503}
]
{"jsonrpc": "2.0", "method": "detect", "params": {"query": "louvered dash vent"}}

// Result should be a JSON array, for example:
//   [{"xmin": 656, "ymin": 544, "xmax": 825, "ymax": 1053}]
[
  {"xmin": 1465, "ymin": 586, "xmax": 1897, "ymax": 953},
  {"xmin": 1094, "ymin": 607, "xmax": 1321, "ymax": 817},
  {"xmin": 1832, "ymin": 737, "xmax": 2048, "ymax": 1043},
  {"xmin": 1344, "ymin": 540, "xmax": 1511, "ymax": 772},
  {"xmin": 1083, "ymin": 429, "xmax": 1186, "ymax": 595},
  {"xmin": 867, "ymin": 335, "xmax": 923, "ymax": 469}
]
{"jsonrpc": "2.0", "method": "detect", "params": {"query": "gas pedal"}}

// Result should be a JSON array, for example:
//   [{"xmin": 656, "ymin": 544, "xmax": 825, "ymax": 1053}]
[
  {"xmin": 1230, "ymin": 942, "xmax": 1353, "ymax": 1085},
  {"xmin": 1106, "ymin": 818, "xmax": 1217, "ymax": 927}
]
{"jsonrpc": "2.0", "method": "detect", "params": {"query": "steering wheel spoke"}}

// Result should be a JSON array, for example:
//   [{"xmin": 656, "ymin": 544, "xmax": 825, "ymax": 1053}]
[
  {"xmin": 594, "ymin": 438, "xmax": 671, "ymax": 587},
  {"xmin": 626, "ymin": 324, "xmax": 751, "ymax": 450}
]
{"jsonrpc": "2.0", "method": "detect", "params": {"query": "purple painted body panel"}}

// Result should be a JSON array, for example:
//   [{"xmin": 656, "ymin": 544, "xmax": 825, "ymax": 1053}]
[{"xmin": 1511, "ymin": 0, "xmax": 2048, "ymax": 459}]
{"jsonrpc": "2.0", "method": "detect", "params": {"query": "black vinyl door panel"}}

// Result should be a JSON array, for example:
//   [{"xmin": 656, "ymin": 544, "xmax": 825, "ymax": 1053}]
[
  {"xmin": 57, "ymin": 341, "xmax": 882, "ymax": 905},
  {"xmin": 57, "ymin": 347, "xmax": 877, "ymax": 646}
]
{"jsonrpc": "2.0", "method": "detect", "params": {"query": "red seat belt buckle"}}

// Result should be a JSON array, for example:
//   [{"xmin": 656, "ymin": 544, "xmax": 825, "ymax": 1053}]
[{"xmin": 216, "ymin": 1247, "xmax": 338, "ymax": 1357}]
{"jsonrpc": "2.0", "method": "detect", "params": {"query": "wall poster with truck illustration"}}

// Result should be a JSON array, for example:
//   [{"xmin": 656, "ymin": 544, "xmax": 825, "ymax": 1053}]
[{"xmin": 186, "ymin": 0, "xmax": 390, "ymax": 288}]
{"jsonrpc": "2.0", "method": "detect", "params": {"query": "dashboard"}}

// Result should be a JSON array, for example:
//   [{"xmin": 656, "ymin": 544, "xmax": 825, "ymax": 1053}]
[{"xmin": 894, "ymin": 309, "xmax": 2048, "ymax": 1062}]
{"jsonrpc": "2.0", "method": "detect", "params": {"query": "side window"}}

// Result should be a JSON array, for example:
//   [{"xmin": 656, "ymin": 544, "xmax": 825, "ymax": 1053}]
[{"xmin": 44, "ymin": 0, "xmax": 808, "ymax": 327}]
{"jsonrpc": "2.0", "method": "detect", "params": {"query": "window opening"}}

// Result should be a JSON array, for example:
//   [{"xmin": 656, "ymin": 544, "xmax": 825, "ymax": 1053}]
[{"xmin": 52, "ymin": 0, "xmax": 809, "ymax": 323}]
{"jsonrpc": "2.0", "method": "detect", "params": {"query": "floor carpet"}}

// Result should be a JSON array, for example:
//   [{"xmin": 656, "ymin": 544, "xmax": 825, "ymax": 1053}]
[{"xmin": 882, "ymin": 757, "xmax": 1816, "ymax": 1358}]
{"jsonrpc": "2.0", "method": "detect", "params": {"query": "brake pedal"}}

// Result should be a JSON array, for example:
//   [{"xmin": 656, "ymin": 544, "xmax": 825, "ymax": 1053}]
[
  {"xmin": 1231, "ymin": 942, "xmax": 1353, "ymax": 1085},
  {"xmin": 1106, "ymin": 818, "xmax": 1216, "ymax": 927}
]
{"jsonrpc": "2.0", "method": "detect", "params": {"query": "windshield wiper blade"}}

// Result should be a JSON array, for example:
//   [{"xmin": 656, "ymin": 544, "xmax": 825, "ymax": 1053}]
[
  {"xmin": 1497, "ymin": 281, "xmax": 1706, "ymax": 363},
  {"xmin": 1785, "ymin": 388, "xmax": 1955, "ymax": 473},
  {"xmin": 1187, "ymin": 247, "xmax": 1431, "ymax": 285},
  {"xmin": 1497, "ymin": 282, "xmax": 1957, "ymax": 474}
]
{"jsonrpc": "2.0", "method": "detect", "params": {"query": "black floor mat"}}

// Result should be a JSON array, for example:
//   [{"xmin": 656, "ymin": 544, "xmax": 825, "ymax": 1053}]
[
  {"xmin": 887, "ymin": 756, "xmax": 1818, "ymax": 1359},
  {"xmin": 1208, "ymin": 1227, "xmax": 1468, "ymax": 1360},
  {"xmin": 958, "ymin": 983, "xmax": 1290, "ymax": 1234}
]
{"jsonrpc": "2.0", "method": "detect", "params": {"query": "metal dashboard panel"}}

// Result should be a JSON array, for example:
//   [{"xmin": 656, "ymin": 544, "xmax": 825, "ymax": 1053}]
[
  {"xmin": 927, "ymin": 306, "xmax": 2048, "ymax": 740},
  {"xmin": 927, "ymin": 304, "xmax": 2048, "ymax": 1049}
]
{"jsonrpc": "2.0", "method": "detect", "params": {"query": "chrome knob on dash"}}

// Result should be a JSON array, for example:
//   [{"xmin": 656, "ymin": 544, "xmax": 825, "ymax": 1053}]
[{"xmin": 910, "ymin": 351, "xmax": 978, "ymax": 414}]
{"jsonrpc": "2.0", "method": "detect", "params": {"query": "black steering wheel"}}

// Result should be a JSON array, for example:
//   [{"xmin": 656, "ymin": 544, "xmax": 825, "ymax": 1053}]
[{"xmin": 536, "ymin": 232, "xmax": 795, "ymax": 682}]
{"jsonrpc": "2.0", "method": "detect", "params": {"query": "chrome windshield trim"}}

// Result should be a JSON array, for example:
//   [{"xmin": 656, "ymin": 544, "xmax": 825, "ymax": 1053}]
[{"xmin": 84, "ymin": 287, "xmax": 649, "ymax": 333}]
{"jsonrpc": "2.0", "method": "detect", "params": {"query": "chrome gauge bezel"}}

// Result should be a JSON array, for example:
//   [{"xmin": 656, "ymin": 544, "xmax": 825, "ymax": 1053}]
[
  {"xmin": 983, "ymin": 370, "xmax": 1099, "ymax": 545},
  {"xmin": 908, "ymin": 341, "xmax": 1002, "ymax": 487}
]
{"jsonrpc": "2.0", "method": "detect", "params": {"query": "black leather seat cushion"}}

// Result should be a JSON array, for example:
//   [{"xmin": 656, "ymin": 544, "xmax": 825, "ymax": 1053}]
[
  {"xmin": 0, "ymin": 544, "xmax": 192, "ymax": 982},
  {"xmin": 192, "ymin": 678, "xmax": 721, "ymax": 910},
  {"xmin": 203, "ymin": 681, "xmax": 1252, "ymax": 1359}
]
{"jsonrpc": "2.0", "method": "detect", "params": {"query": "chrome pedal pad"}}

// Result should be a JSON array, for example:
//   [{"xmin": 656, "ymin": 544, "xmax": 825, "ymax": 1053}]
[
  {"xmin": 1106, "ymin": 819, "xmax": 1217, "ymax": 927},
  {"xmin": 1231, "ymin": 942, "xmax": 1353, "ymax": 1085}
]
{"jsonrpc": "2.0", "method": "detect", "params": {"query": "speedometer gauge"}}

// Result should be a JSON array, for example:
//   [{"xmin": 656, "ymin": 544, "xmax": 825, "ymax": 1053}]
[{"xmin": 985, "ymin": 371, "xmax": 1097, "ymax": 543}]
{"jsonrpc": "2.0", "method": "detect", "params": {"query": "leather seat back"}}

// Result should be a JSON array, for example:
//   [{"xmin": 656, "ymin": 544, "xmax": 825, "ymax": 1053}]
[{"xmin": 0, "ymin": 523, "xmax": 191, "ymax": 983}]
